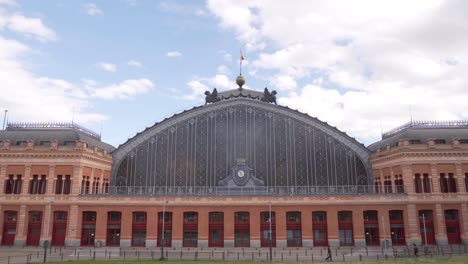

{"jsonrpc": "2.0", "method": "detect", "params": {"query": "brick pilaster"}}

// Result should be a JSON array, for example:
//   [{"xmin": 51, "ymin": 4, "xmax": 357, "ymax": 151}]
[
  {"xmin": 72, "ymin": 166, "xmax": 82, "ymax": 195},
  {"xmin": 430, "ymin": 164, "xmax": 441, "ymax": 194},
  {"xmin": 402, "ymin": 165, "xmax": 414, "ymax": 194},
  {"xmin": 23, "ymin": 165, "xmax": 31, "ymax": 195},
  {"xmin": 40, "ymin": 202, "xmax": 53, "ymax": 243},
  {"xmin": 15, "ymin": 205, "xmax": 27, "ymax": 245},
  {"xmin": 455, "ymin": 164, "xmax": 465, "ymax": 192},
  {"xmin": 47, "ymin": 165, "xmax": 55, "ymax": 195},
  {"xmin": 0, "ymin": 165, "xmax": 6, "ymax": 194},
  {"xmin": 434, "ymin": 203, "xmax": 447, "ymax": 244},
  {"xmin": 66, "ymin": 205, "xmax": 79, "ymax": 245},
  {"xmin": 406, "ymin": 204, "xmax": 421, "ymax": 244}
]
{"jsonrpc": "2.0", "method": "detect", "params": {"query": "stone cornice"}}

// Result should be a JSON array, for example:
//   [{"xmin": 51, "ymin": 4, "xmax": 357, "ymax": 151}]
[{"xmin": 371, "ymin": 148, "xmax": 468, "ymax": 165}]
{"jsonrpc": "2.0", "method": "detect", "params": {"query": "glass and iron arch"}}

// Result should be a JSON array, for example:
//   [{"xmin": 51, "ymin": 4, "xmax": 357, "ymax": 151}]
[{"xmin": 111, "ymin": 97, "xmax": 372, "ymax": 195}]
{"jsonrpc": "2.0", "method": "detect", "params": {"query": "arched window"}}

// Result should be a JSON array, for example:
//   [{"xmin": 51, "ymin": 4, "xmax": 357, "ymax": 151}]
[
  {"xmin": 55, "ymin": 175, "xmax": 63, "ymax": 194},
  {"xmin": 30, "ymin": 175, "xmax": 39, "ymax": 194},
  {"xmin": 38, "ymin": 175, "xmax": 46, "ymax": 194},
  {"xmin": 63, "ymin": 175, "xmax": 71, "ymax": 194}
]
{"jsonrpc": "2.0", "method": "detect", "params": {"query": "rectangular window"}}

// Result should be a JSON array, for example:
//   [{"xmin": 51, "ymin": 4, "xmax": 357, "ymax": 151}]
[{"xmin": 422, "ymin": 174, "xmax": 431, "ymax": 193}]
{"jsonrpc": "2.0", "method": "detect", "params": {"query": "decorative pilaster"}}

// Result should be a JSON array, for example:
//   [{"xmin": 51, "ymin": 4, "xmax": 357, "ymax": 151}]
[
  {"xmin": 460, "ymin": 204, "xmax": 468, "ymax": 244},
  {"xmin": 0, "ymin": 165, "xmax": 6, "ymax": 194},
  {"xmin": 352, "ymin": 209, "xmax": 365, "ymax": 247},
  {"xmin": 430, "ymin": 164, "xmax": 441, "ymax": 194},
  {"xmin": 406, "ymin": 204, "xmax": 421, "ymax": 245},
  {"xmin": 23, "ymin": 165, "xmax": 32, "ymax": 195},
  {"xmin": 434, "ymin": 204, "xmax": 447, "ymax": 245},
  {"xmin": 47, "ymin": 165, "xmax": 56, "ymax": 195},
  {"xmin": 71, "ymin": 166, "xmax": 82, "ymax": 195},
  {"xmin": 15, "ymin": 205, "xmax": 27, "ymax": 246},
  {"xmin": 0, "ymin": 205, "xmax": 3, "ymax": 242},
  {"xmin": 401, "ymin": 165, "xmax": 414, "ymax": 194},
  {"xmin": 40, "ymin": 201, "xmax": 53, "ymax": 244},
  {"xmin": 455, "ymin": 164, "xmax": 465, "ymax": 192},
  {"xmin": 65, "ymin": 205, "xmax": 80, "ymax": 246}
]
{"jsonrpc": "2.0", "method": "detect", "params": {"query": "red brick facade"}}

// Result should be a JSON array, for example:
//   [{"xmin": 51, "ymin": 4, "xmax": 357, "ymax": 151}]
[{"xmin": 1, "ymin": 124, "xmax": 467, "ymax": 248}]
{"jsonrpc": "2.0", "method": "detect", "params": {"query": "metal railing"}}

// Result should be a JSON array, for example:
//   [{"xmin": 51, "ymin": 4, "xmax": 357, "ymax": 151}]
[
  {"xmin": 0, "ymin": 244, "xmax": 467, "ymax": 263},
  {"xmin": 81, "ymin": 185, "xmax": 406, "ymax": 197},
  {"xmin": 382, "ymin": 120, "xmax": 468, "ymax": 139}
]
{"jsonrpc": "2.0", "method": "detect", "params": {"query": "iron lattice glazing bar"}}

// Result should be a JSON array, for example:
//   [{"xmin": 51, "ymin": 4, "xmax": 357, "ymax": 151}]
[
  {"xmin": 82, "ymin": 185, "xmax": 406, "ymax": 197},
  {"xmin": 114, "ymin": 104, "xmax": 371, "ymax": 190}
]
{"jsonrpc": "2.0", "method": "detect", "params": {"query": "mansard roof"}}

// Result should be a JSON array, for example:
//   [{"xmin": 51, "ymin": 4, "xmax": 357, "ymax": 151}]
[
  {"xmin": 368, "ymin": 120, "xmax": 468, "ymax": 152},
  {"xmin": 0, "ymin": 122, "xmax": 115, "ymax": 152}
]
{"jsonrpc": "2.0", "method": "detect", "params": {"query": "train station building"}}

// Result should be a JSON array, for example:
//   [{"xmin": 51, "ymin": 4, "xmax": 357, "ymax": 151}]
[{"xmin": 1, "ymin": 78, "xmax": 468, "ymax": 248}]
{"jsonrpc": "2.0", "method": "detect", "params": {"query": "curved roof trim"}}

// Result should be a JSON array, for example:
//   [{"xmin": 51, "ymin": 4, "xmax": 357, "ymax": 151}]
[{"xmin": 113, "ymin": 98, "xmax": 370, "ymax": 163}]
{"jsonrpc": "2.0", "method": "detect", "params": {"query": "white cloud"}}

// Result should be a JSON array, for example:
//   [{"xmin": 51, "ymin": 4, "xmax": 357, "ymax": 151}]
[
  {"xmin": 216, "ymin": 64, "xmax": 230, "ymax": 74},
  {"xmin": 87, "ymin": 79, "xmax": 154, "ymax": 100},
  {"xmin": 96, "ymin": 62, "xmax": 116, "ymax": 72},
  {"xmin": 127, "ymin": 60, "xmax": 142, "ymax": 67},
  {"xmin": 83, "ymin": 3, "xmax": 102, "ymax": 16},
  {"xmin": 0, "ymin": 13, "xmax": 57, "ymax": 42},
  {"xmin": 0, "ymin": 3, "xmax": 155, "ymax": 129},
  {"xmin": 166, "ymin": 51, "xmax": 182, "ymax": 57},
  {"xmin": 126, "ymin": 0, "xmax": 137, "ymax": 7},
  {"xmin": 219, "ymin": 50, "xmax": 232, "ymax": 62},
  {"xmin": 184, "ymin": 74, "xmax": 238, "ymax": 101},
  {"xmin": 0, "ymin": 0, "xmax": 16, "ymax": 6},
  {"xmin": 208, "ymin": 0, "xmax": 468, "ymax": 144}
]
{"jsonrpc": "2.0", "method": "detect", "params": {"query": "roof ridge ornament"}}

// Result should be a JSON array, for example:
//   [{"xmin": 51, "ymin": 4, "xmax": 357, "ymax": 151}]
[
  {"xmin": 261, "ymin": 87, "xmax": 277, "ymax": 105},
  {"xmin": 204, "ymin": 88, "xmax": 220, "ymax": 105}
]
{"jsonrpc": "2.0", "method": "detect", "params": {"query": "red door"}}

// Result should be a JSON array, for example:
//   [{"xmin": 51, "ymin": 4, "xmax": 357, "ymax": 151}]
[
  {"xmin": 208, "ymin": 212, "xmax": 224, "ymax": 247},
  {"xmin": 419, "ymin": 211, "xmax": 435, "ymax": 245},
  {"xmin": 107, "ymin": 229, "xmax": 120, "ymax": 246},
  {"xmin": 157, "ymin": 212, "xmax": 172, "ymax": 247},
  {"xmin": 106, "ymin": 211, "xmax": 121, "ymax": 247},
  {"xmin": 286, "ymin": 212, "xmax": 302, "ymax": 247},
  {"xmin": 1, "ymin": 211, "xmax": 17, "ymax": 246},
  {"xmin": 234, "ymin": 212, "xmax": 249, "ymax": 247},
  {"xmin": 81, "ymin": 211, "xmax": 96, "ymax": 246},
  {"xmin": 52, "ymin": 211, "xmax": 67, "ymax": 246},
  {"xmin": 81, "ymin": 227, "xmax": 95, "ymax": 246},
  {"xmin": 445, "ymin": 210, "xmax": 461, "ymax": 244},
  {"xmin": 26, "ymin": 211, "xmax": 42, "ymax": 246},
  {"xmin": 313, "ymin": 211, "xmax": 328, "ymax": 246},
  {"xmin": 260, "ymin": 212, "xmax": 276, "ymax": 247},
  {"xmin": 183, "ymin": 212, "xmax": 198, "ymax": 247},
  {"xmin": 365, "ymin": 226, "xmax": 380, "ymax": 246}
]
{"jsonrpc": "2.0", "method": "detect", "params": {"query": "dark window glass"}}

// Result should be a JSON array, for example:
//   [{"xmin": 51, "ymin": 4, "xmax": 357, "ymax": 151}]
[
  {"xmin": 133, "ymin": 212, "xmax": 146, "ymax": 222},
  {"xmin": 235, "ymin": 212, "xmax": 249, "ymax": 223},
  {"xmin": 108, "ymin": 212, "xmax": 121, "ymax": 222},
  {"xmin": 389, "ymin": 210, "xmax": 403, "ymax": 221},
  {"xmin": 338, "ymin": 211, "xmax": 352, "ymax": 222},
  {"xmin": 83, "ymin": 211, "xmax": 96, "ymax": 222},
  {"xmin": 364, "ymin": 211, "xmax": 378, "ymax": 221},
  {"xmin": 286, "ymin": 211, "xmax": 301, "ymax": 222},
  {"xmin": 184, "ymin": 212, "xmax": 198, "ymax": 223},
  {"xmin": 63, "ymin": 175, "xmax": 71, "ymax": 194},
  {"xmin": 313, "ymin": 211, "xmax": 326, "ymax": 222},
  {"xmin": 209, "ymin": 212, "xmax": 223, "ymax": 223}
]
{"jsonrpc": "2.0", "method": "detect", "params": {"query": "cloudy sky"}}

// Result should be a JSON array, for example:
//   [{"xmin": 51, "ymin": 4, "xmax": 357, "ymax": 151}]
[{"xmin": 1, "ymin": 0, "xmax": 467, "ymax": 147}]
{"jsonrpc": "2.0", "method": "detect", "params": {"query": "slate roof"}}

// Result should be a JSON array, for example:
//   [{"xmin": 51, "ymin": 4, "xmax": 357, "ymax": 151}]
[
  {"xmin": 0, "ymin": 123, "xmax": 115, "ymax": 152},
  {"xmin": 368, "ymin": 121, "xmax": 468, "ymax": 152}
]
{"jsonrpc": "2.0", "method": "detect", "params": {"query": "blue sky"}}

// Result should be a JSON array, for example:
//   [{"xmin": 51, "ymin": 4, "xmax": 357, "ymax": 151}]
[{"xmin": 1, "ymin": 0, "xmax": 468, "ymax": 147}]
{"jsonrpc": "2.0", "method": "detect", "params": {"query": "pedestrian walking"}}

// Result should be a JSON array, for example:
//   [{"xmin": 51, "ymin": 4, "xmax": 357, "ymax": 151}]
[
  {"xmin": 413, "ymin": 243, "xmax": 418, "ymax": 257},
  {"xmin": 325, "ymin": 245, "xmax": 332, "ymax": 261}
]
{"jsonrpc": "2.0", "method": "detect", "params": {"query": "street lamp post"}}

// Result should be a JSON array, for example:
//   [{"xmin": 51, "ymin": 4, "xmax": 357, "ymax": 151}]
[
  {"xmin": 160, "ymin": 200, "xmax": 168, "ymax": 260},
  {"xmin": 381, "ymin": 215, "xmax": 387, "ymax": 249},
  {"xmin": 269, "ymin": 200, "xmax": 272, "ymax": 262},
  {"xmin": 46, "ymin": 201, "xmax": 53, "ymax": 247},
  {"xmin": 420, "ymin": 214, "xmax": 427, "ymax": 246}
]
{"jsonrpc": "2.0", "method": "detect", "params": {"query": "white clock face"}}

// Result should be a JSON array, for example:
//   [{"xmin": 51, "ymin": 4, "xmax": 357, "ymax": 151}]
[{"xmin": 237, "ymin": 170, "xmax": 245, "ymax": 177}]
